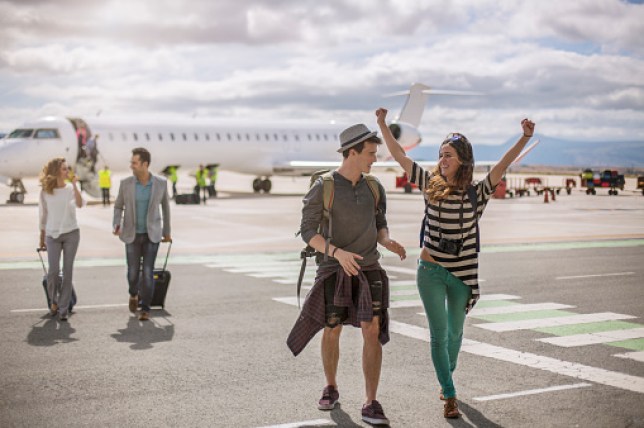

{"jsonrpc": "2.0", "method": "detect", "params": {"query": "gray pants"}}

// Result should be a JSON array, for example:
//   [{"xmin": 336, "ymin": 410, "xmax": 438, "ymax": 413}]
[{"xmin": 45, "ymin": 229, "xmax": 80, "ymax": 316}]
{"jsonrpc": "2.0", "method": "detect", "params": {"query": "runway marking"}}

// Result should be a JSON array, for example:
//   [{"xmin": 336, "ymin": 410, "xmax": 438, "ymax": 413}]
[
  {"xmin": 555, "ymin": 272, "xmax": 634, "ymax": 280},
  {"xmin": 389, "ymin": 321, "xmax": 644, "ymax": 394},
  {"xmin": 10, "ymin": 303, "xmax": 128, "ymax": 313},
  {"xmin": 472, "ymin": 383, "xmax": 591, "ymax": 401},
  {"xmin": 475, "ymin": 312, "xmax": 636, "ymax": 332},
  {"xmin": 538, "ymin": 327, "xmax": 644, "ymax": 347},
  {"xmin": 382, "ymin": 265, "xmax": 486, "ymax": 282},
  {"xmin": 256, "ymin": 419, "xmax": 334, "ymax": 428},
  {"xmin": 614, "ymin": 351, "xmax": 644, "ymax": 363},
  {"xmin": 464, "ymin": 303, "xmax": 574, "ymax": 317}
]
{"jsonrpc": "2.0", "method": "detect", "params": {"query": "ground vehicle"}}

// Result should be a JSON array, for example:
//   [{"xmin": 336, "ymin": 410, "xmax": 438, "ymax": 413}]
[
  {"xmin": 396, "ymin": 173, "xmax": 418, "ymax": 193},
  {"xmin": 638, "ymin": 176, "xmax": 644, "ymax": 196},
  {"xmin": 580, "ymin": 169, "xmax": 625, "ymax": 195}
]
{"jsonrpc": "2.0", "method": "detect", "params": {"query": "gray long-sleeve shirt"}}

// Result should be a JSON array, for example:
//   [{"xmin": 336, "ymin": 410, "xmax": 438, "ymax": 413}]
[{"xmin": 300, "ymin": 171, "xmax": 388, "ymax": 267}]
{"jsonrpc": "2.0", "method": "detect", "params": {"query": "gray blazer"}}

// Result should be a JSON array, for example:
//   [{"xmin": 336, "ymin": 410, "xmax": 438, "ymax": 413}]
[{"xmin": 113, "ymin": 174, "xmax": 171, "ymax": 244}]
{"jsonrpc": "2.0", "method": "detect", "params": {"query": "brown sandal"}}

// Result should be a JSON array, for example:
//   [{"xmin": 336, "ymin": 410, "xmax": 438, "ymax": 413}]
[{"xmin": 444, "ymin": 397, "xmax": 461, "ymax": 419}]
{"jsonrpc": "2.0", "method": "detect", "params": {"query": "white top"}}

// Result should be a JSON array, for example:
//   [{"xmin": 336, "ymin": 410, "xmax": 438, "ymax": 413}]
[{"xmin": 39, "ymin": 184, "xmax": 81, "ymax": 238}]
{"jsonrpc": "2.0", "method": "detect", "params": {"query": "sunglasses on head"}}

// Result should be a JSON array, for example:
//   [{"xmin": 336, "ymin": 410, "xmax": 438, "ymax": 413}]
[{"xmin": 445, "ymin": 133, "xmax": 468, "ymax": 143}]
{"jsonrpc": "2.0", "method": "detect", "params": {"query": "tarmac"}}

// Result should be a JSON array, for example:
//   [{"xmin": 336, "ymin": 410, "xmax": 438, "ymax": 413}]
[{"xmin": 1, "ymin": 171, "xmax": 643, "ymax": 427}]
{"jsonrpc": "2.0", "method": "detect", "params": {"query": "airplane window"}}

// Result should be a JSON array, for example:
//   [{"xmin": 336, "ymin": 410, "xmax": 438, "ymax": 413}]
[
  {"xmin": 226, "ymin": 133, "xmax": 231, "ymax": 140},
  {"xmin": 245, "ymin": 133, "xmax": 250, "ymax": 141},
  {"xmin": 182, "ymin": 133, "xmax": 187, "ymax": 141},
  {"xmin": 170, "ymin": 133, "xmax": 175, "ymax": 141},
  {"xmin": 205, "ymin": 133, "xmax": 210, "ymax": 141},
  {"xmin": 158, "ymin": 133, "xmax": 163, "ymax": 141},
  {"xmin": 316, "ymin": 134, "xmax": 320, "ymax": 141},
  {"xmin": 145, "ymin": 133, "xmax": 150, "ymax": 141},
  {"xmin": 294, "ymin": 134, "xmax": 300, "ymax": 141},
  {"xmin": 34, "ymin": 129, "xmax": 60, "ymax": 139},
  {"xmin": 194, "ymin": 133, "xmax": 199, "ymax": 141},
  {"xmin": 8, "ymin": 129, "xmax": 34, "ymax": 138},
  {"xmin": 265, "ymin": 134, "xmax": 270, "ymax": 141},
  {"xmin": 133, "ymin": 133, "xmax": 138, "ymax": 141},
  {"xmin": 283, "ymin": 134, "xmax": 288, "ymax": 141},
  {"xmin": 237, "ymin": 133, "xmax": 241, "ymax": 141},
  {"xmin": 216, "ymin": 133, "xmax": 221, "ymax": 141},
  {"xmin": 255, "ymin": 133, "xmax": 260, "ymax": 140},
  {"xmin": 323, "ymin": 134, "xmax": 328, "ymax": 141},
  {"xmin": 308, "ymin": 134, "xmax": 312, "ymax": 141},
  {"xmin": 273, "ymin": 133, "xmax": 278, "ymax": 140}
]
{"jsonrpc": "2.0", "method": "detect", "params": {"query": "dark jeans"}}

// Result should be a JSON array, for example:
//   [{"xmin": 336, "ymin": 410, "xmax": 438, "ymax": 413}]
[
  {"xmin": 101, "ymin": 188, "xmax": 110, "ymax": 206},
  {"xmin": 125, "ymin": 233, "xmax": 159, "ymax": 312}
]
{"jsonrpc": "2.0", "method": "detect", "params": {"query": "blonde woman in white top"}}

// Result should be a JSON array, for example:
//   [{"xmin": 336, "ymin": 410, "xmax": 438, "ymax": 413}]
[{"xmin": 39, "ymin": 157, "xmax": 83, "ymax": 321}]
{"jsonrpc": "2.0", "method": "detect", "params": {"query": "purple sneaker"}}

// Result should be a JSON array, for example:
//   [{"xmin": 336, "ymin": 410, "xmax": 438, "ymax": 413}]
[
  {"xmin": 362, "ymin": 400, "xmax": 389, "ymax": 425},
  {"xmin": 318, "ymin": 385, "xmax": 339, "ymax": 410}
]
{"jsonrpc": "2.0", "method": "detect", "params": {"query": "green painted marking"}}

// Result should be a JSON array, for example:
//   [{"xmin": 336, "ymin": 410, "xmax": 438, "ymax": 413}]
[
  {"xmin": 535, "ymin": 321, "xmax": 644, "ymax": 336},
  {"xmin": 607, "ymin": 338, "xmax": 644, "ymax": 351},
  {"xmin": 472, "ymin": 310, "xmax": 578, "ymax": 322},
  {"xmin": 482, "ymin": 239, "xmax": 644, "ymax": 253},
  {"xmin": 475, "ymin": 300, "xmax": 518, "ymax": 309}
]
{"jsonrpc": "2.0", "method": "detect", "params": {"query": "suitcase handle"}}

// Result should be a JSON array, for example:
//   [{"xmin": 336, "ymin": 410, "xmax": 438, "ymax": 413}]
[
  {"xmin": 161, "ymin": 240, "xmax": 172, "ymax": 272},
  {"xmin": 36, "ymin": 248, "xmax": 47, "ymax": 275}
]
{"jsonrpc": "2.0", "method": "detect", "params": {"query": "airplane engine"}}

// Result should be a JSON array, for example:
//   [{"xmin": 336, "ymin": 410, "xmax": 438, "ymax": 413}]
[{"xmin": 388, "ymin": 122, "xmax": 421, "ymax": 150}]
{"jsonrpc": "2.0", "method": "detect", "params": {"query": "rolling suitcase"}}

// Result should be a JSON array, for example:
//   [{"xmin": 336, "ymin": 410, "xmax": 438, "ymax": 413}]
[
  {"xmin": 37, "ymin": 248, "xmax": 77, "ymax": 312},
  {"xmin": 150, "ymin": 241, "xmax": 172, "ymax": 309},
  {"xmin": 175, "ymin": 193, "xmax": 200, "ymax": 204}
]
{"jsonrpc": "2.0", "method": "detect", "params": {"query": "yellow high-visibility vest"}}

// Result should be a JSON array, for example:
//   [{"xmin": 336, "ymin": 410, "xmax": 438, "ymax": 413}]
[{"xmin": 98, "ymin": 169, "xmax": 111, "ymax": 189}]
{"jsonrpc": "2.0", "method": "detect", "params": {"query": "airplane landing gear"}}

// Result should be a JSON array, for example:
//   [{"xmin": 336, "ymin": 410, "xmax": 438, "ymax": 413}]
[
  {"xmin": 253, "ymin": 177, "xmax": 272, "ymax": 193},
  {"xmin": 7, "ymin": 179, "xmax": 26, "ymax": 204}
]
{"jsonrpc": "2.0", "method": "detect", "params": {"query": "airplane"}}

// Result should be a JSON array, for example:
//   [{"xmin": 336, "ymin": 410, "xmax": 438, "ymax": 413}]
[{"xmin": 0, "ymin": 83, "xmax": 536, "ymax": 203}]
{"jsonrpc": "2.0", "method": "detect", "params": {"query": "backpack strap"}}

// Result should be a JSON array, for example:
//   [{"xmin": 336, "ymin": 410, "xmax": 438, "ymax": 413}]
[
  {"xmin": 320, "ymin": 173, "xmax": 335, "ymax": 261},
  {"xmin": 364, "ymin": 174, "xmax": 381, "ymax": 210}
]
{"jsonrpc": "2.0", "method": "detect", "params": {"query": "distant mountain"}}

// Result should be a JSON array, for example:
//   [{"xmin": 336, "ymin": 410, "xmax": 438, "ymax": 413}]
[{"xmin": 407, "ymin": 135, "xmax": 644, "ymax": 168}]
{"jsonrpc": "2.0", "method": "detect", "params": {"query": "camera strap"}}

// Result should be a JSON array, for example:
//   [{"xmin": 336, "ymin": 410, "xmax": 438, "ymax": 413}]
[{"xmin": 437, "ymin": 194, "xmax": 465, "ymax": 244}]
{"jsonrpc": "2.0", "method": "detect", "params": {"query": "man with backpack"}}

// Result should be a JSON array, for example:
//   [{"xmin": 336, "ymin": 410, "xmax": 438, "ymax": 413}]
[{"xmin": 287, "ymin": 123, "xmax": 406, "ymax": 426}]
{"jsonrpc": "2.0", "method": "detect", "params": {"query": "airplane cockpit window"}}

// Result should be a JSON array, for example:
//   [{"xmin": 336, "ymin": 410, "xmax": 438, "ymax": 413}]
[
  {"xmin": 34, "ymin": 129, "xmax": 60, "ymax": 139},
  {"xmin": 8, "ymin": 129, "xmax": 34, "ymax": 138},
  {"xmin": 133, "ymin": 133, "xmax": 139, "ymax": 141}
]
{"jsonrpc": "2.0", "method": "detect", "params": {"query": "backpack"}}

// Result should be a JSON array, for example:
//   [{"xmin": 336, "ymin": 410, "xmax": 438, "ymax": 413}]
[
  {"xmin": 419, "ymin": 184, "xmax": 480, "ymax": 252},
  {"xmin": 296, "ymin": 170, "xmax": 382, "ymax": 307}
]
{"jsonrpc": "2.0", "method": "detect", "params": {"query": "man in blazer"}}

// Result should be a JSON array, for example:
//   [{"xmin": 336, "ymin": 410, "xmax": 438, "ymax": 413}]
[{"xmin": 113, "ymin": 147, "xmax": 171, "ymax": 321}]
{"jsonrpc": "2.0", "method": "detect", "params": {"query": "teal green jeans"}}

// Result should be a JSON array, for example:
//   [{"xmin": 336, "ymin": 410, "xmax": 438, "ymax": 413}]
[{"xmin": 417, "ymin": 260, "xmax": 472, "ymax": 399}]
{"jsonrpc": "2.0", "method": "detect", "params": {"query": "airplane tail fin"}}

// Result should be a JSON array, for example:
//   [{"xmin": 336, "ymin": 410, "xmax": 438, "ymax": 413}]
[{"xmin": 390, "ymin": 83, "xmax": 485, "ymax": 127}]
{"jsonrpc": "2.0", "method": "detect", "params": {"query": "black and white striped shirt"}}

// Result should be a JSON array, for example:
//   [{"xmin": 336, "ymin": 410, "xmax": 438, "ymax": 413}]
[{"xmin": 410, "ymin": 162, "xmax": 496, "ymax": 293}]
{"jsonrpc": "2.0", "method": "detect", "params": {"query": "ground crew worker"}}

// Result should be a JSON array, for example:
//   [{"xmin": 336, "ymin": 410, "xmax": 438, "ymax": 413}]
[
  {"xmin": 195, "ymin": 165, "xmax": 208, "ymax": 204},
  {"xmin": 208, "ymin": 164, "xmax": 219, "ymax": 198},
  {"xmin": 168, "ymin": 166, "xmax": 178, "ymax": 199},
  {"xmin": 99, "ymin": 165, "xmax": 112, "ymax": 206}
]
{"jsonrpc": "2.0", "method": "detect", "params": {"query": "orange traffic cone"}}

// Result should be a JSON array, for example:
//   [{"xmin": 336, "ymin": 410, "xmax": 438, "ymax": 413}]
[{"xmin": 544, "ymin": 189, "xmax": 549, "ymax": 203}]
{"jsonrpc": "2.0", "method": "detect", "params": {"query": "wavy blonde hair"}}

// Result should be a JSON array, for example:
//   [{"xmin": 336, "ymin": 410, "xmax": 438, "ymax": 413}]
[
  {"xmin": 39, "ymin": 157, "xmax": 67, "ymax": 194},
  {"xmin": 425, "ymin": 134, "xmax": 474, "ymax": 202}
]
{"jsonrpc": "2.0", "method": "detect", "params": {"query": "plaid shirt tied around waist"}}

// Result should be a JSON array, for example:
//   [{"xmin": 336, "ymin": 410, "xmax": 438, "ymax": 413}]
[{"xmin": 286, "ymin": 263, "xmax": 390, "ymax": 356}]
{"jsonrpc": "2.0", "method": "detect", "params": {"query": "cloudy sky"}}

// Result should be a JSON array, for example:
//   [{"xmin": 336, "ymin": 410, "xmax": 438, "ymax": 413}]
[{"xmin": 1, "ymin": 0, "xmax": 643, "ymax": 145}]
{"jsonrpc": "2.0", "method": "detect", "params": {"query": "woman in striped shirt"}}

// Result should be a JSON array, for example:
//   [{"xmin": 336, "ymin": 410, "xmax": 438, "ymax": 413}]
[{"xmin": 376, "ymin": 108, "xmax": 535, "ymax": 419}]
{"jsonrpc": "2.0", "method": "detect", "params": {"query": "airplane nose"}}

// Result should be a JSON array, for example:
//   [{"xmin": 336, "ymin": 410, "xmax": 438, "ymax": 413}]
[{"xmin": 0, "ymin": 139, "xmax": 37, "ymax": 178}]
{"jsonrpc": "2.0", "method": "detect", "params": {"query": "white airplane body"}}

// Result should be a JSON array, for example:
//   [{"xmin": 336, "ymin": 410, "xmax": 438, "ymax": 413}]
[{"xmin": 0, "ymin": 83, "xmax": 537, "ymax": 202}]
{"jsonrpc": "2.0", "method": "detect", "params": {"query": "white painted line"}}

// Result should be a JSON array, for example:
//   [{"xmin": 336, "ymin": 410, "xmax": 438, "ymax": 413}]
[
  {"xmin": 539, "ymin": 328, "xmax": 644, "ymax": 347},
  {"xmin": 469, "ymin": 303, "xmax": 575, "ymax": 316},
  {"xmin": 473, "ymin": 383, "xmax": 591, "ymax": 401},
  {"xmin": 479, "ymin": 294, "xmax": 522, "ymax": 301},
  {"xmin": 613, "ymin": 351, "xmax": 644, "ymax": 363},
  {"xmin": 381, "ymin": 265, "xmax": 486, "ymax": 281},
  {"xmin": 475, "ymin": 312, "xmax": 636, "ymax": 332},
  {"xmin": 391, "ymin": 289, "xmax": 418, "ymax": 297},
  {"xmin": 555, "ymin": 272, "xmax": 634, "ymax": 280},
  {"xmin": 389, "ymin": 321, "xmax": 644, "ymax": 394},
  {"xmin": 389, "ymin": 280, "xmax": 417, "ymax": 287},
  {"xmin": 273, "ymin": 297, "xmax": 300, "ymax": 306},
  {"xmin": 256, "ymin": 419, "xmax": 335, "ymax": 428},
  {"xmin": 10, "ymin": 303, "xmax": 128, "ymax": 313},
  {"xmin": 390, "ymin": 300, "xmax": 423, "ymax": 308},
  {"xmin": 224, "ymin": 263, "xmax": 301, "ymax": 273}
]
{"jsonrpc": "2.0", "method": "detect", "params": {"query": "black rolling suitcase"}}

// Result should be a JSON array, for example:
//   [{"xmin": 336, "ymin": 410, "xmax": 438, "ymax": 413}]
[
  {"xmin": 175, "ymin": 193, "xmax": 200, "ymax": 204},
  {"xmin": 37, "ymin": 248, "xmax": 77, "ymax": 312},
  {"xmin": 150, "ymin": 241, "xmax": 172, "ymax": 309}
]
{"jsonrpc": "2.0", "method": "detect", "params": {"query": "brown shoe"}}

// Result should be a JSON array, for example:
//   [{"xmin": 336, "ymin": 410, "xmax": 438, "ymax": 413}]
[
  {"xmin": 138, "ymin": 311, "xmax": 149, "ymax": 321},
  {"xmin": 444, "ymin": 397, "xmax": 461, "ymax": 419},
  {"xmin": 50, "ymin": 303, "xmax": 58, "ymax": 316},
  {"xmin": 128, "ymin": 295, "xmax": 138, "ymax": 313}
]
